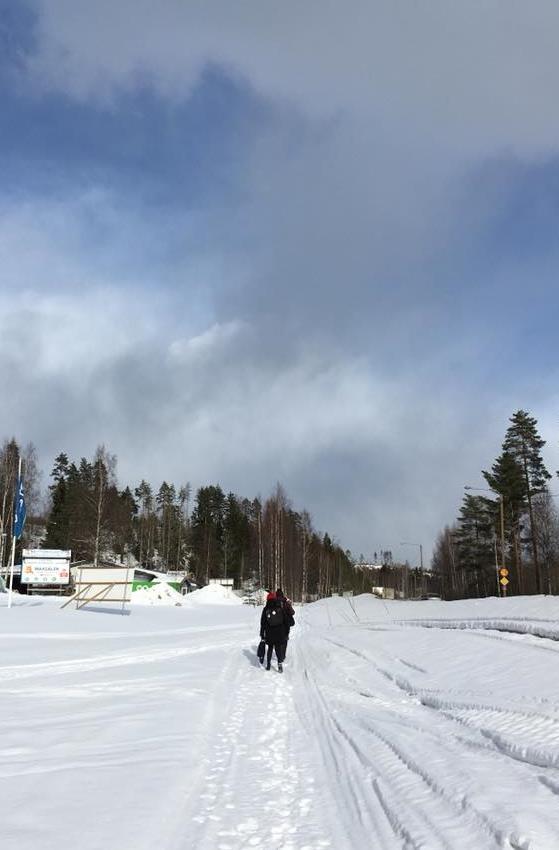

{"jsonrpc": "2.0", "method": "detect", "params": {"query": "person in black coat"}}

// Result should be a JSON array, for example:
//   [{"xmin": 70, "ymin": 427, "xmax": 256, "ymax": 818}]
[
  {"xmin": 275, "ymin": 588, "xmax": 295, "ymax": 653},
  {"xmin": 260, "ymin": 593, "xmax": 288, "ymax": 672}
]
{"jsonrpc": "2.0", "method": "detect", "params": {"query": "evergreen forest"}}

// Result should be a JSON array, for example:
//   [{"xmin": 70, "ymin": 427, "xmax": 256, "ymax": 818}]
[
  {"xmin": 433, "ymin": 409, "xmax": 559, "ymax": 599},
  {"xmin": 2, "ymin": 406, "xmax": 558, "ymax": 603},
  {"xmin": 0, "ymin": 440, "xmax": 361, "ymax": 601}
]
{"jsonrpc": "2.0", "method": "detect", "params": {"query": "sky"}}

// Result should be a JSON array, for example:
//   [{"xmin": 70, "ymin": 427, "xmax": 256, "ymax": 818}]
[{"xmin": 2, "ymin": 1, "xmax": 559, "ymax": 564}]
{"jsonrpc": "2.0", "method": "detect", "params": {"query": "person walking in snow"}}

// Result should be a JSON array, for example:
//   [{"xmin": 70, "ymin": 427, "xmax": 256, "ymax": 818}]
[
  {"xmin": 260, "ymin": 592, "xmax": 288, "ymax": 672},
  {"xmin": 275, "ymin": 588, "xmax": 295, "ymax": 654}
]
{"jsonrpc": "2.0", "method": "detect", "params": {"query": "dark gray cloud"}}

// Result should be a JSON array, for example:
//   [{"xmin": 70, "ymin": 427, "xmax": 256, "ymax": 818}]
[{"xmin": 2, "ymin": 2, "xmax": 559, "ymax": 560}]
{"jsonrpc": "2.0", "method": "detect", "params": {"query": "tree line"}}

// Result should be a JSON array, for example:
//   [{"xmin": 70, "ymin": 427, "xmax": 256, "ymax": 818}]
[
  {"xmin": 0, "ymin": 439, "xmax": 365, "ymax": 601},
  {"xmin": 432, "ymin": 409, "xmax": 559, "ymax": 599}
]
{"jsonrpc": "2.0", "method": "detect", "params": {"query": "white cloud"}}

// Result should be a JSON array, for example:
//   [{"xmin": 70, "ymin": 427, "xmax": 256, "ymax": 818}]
[{"xmin": 168, "ymin": 320, "xmax": 246, "ymax": 361}]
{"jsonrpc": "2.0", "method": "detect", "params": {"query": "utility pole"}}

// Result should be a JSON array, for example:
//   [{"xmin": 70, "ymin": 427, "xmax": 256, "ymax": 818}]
[
  {"xmin": 499, "ymin": 495, "xmax": 506, "ymax": 597},
  {"xmin": 401, "ymin": 542, "xmax": 424, "ymax": 598},
  {"xmin": 8, "ymin": 457, "xmax": 23, "ymax": 609},
  {"xmin": 0, "ymin": 531, "xmax": 6, "ymax": 580}
]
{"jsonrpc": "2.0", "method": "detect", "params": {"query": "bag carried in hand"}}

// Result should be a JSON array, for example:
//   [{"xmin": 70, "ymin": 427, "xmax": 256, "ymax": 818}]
[
  {"xmin": 265, "ymin": 605, "xmax": 284, "ymax": 628},
  {"xmin": 257, "ymin": 639, "xmax": 266, "ymax": 661}
]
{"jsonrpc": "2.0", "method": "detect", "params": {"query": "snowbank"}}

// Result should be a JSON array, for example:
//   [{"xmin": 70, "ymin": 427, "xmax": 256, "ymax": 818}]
[
  {"xmin": 303, "ymin": 592, "xmax": 559, "ymax": 635},
  {"xmin": 130, "ymin": 581, "xmax": 184, "ymax": 606},
  {"xmin": 182, "ymin": 583, "xmax": 243, "ymax": 605}
]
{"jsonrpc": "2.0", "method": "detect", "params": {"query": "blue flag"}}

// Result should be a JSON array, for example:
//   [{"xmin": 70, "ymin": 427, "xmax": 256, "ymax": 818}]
[{"xmin": 13, "ymin": 477, "xmax": 26, "ymax": 539}]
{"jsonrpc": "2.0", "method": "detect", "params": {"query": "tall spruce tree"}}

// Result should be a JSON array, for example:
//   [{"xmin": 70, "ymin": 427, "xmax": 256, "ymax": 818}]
[
  {"xmin": 112, "ymin": 486, "xmax": 138, "ymax": 563},
  {"xmin": 190, "ymin": 485, "xmax": 225, "ymax": 583},
  {"xmin": 156, "ymin": 482, "xmax": 177, "ymax": 569},
  {"xmin": 222, "ymin": 493, "xmax": 250, "ymax": 585},
  {"xmin": 135, "ymin": 480, "xmax": 155, "ymax": 567},
  {"xmin": 454, "ymin": 494, "xmax": 496, "ymax": 597},
  {"xmin": 483, "ymin": 450, "xmax": 527, "ymax": 594},
  {"xmin": 502, "ymin": 410, "xmax": 551, "ymax": 594},
  {"xmin": 44, "ymin": 453, "xmax": 71, "ymax": 550}
]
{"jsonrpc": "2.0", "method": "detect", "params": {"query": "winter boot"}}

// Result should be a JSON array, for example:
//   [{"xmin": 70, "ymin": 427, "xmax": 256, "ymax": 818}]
[
  {"xmin": 266, "ymin": 663, "xmax": 271, "ymax": 670},
  {"xmin": 278, "ymin": 663, "xmax": 283, "ymax": 673}
]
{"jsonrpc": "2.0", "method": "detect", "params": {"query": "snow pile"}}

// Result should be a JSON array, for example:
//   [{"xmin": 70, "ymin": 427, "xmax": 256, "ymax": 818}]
[
  {"xmin": 303, "ymin": 591, "xmax": 559, "ymax": 632},
  {"xmin": 183, "ymin": 582, "xmax": 243, "ymax": 605},
  {"xmin": 130, "ymin": 581, "xmax": 183, "ymax": 606}
]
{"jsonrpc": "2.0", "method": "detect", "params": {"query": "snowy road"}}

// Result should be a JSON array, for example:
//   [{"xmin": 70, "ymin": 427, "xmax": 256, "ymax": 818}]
[{"xmin": 2, "ymin": 593, "xmax": 559, "ymax": 849}]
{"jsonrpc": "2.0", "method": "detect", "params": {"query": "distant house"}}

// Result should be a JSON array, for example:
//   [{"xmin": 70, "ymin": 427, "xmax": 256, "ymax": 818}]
[
  {"xmin": 371, "ymin": 586, "xmax": 400, "ymax": 600},
  {"xmin": 354, "ymin": 562, "xmax": 404, "ymax": 600}
]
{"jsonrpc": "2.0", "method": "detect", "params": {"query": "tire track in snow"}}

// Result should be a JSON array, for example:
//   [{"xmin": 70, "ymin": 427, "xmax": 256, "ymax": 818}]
[
  {"xmin": 0, "ymin": 622, "xmax": 248, "ymax": 642},
  {"xmin": 437, "ymin": 625, "xmax": 559, "ymax": 657},
  {"xmin": 396, "ymin": 618, "xmax": 559, "ymax": 642},
  {"xmin": 324, "ymin": 629, "xmax": 559, "ymax": 746},
  {"xmin": 298, "ymin": 629, "xmax": 503, "ymax": 849},
  {"xmin": 295, "ymin": 625, "xmax": 410, "ymax": 849},
  {"xmin": 306, "ymin": 626, "xmax": 559, "ymax": 848},
  {"xmin": 0, "ymin": 640, "xmax": 240, "ymax": 682},
  {"xmin": 324, "ymin": 629, "xmax": 559, "ymax": 766}
]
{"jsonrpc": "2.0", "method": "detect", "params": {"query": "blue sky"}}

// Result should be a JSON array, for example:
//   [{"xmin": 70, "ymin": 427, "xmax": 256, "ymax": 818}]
[{"xmin": 2, "ymin": 0, "xmax": 559, "ymax": 560}]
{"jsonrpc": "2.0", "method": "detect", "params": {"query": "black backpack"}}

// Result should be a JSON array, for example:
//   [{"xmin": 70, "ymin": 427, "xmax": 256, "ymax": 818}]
[{"xmin": 265, "ymin": 604, "xmax": 284, "ymax": 628}]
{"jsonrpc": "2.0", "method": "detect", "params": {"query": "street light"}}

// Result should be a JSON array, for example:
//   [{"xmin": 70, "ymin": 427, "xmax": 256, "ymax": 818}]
[{"xmin": 464, "ymin": 485, "xmax": 506, "ymax": 597}]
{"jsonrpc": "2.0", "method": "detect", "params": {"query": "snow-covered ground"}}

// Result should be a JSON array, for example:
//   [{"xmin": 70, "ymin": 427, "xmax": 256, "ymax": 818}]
[{"xmin": 2, "ymin": 590, "xmax": 559, "ymax": 849}]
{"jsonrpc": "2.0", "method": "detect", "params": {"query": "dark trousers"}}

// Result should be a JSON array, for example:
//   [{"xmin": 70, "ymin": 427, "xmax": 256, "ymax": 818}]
[{"xmin": 266, "ymin": 641, "xmax": 286, "ymax": 666}]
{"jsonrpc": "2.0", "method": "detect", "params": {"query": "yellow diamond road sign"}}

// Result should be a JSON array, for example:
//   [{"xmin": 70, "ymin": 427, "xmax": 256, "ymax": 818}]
[{"xmin": 500, "ymin": 576, "xmax": 509, "ymax": 586}]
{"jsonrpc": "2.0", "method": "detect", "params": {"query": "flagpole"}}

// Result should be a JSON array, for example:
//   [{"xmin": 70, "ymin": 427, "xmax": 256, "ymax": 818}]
[{"xmin": 7, "ymin": 457, "xmax": 22, "ymax": 610}]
